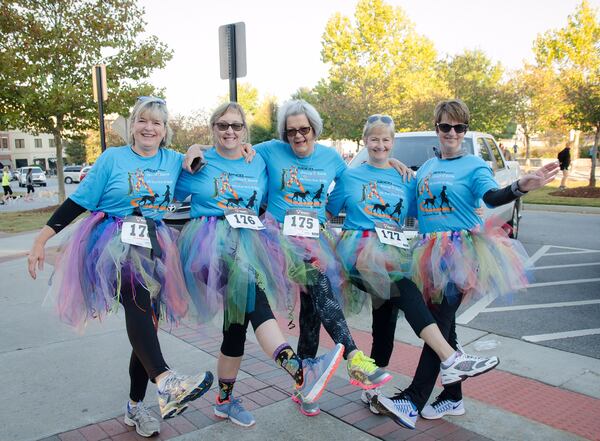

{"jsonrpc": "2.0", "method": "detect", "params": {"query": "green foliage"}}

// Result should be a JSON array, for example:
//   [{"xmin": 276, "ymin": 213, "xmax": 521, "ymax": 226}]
[
  {"xmin": 317, "ymin": 0, "xmax": 447, "ymax": 139},
  {"xmin": 218, "ymin": 83, "xmax": 260, "ymax": 117},
  {"xmin": 64, "ymin": 137, "xmax": 87, "ymax": 164},
  {"xmin": 0, "ymin": 0, "xmax": 173, "ymax": 200},
  {"xmin": 250, "ymin": 97, "xmax": 278, "ymax": 144},
  {"xmin": 169, "ymin": 111, "xmax": 212, "ymax": 152}
]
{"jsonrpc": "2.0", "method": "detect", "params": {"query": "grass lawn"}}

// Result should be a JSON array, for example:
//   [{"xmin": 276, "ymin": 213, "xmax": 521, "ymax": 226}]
[
  {"xmin": 524, "ymin": 181, "xmax": 600, "ymax": 207},
  {"xmin": 0, "ymin": 205, "xmax": 58, "ymax": 234}
]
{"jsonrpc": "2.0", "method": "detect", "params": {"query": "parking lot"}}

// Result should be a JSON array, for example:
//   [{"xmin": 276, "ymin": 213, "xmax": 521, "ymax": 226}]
[{"xmin": 458, "ymin": 210, "xmax": 600, "ymax": 359}]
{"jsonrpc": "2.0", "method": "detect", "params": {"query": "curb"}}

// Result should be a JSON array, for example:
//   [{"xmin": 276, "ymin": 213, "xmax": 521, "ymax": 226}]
[{"xmin": 524, "ymin": 203, "xmax": 600, "ymax": 214}]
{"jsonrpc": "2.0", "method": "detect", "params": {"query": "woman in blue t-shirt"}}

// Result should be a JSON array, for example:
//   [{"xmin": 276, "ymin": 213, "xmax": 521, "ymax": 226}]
[
  {"xmin": 373, "ymin": 99, "xmax": 559, "ymax": 428},
  {"xmin": 328, "ymin": 115, "xmax": 500, "ymax": 429},
  {"xmin": 176, "ymin": 102, "xmax": 343, "ymax": 427},
  {"xmin": 26, "ymin": 97, "xmax": 213, "ymax": 435}
]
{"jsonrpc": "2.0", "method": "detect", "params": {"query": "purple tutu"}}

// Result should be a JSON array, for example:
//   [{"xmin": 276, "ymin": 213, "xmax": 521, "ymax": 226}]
[
  {"xmin": 46, "ymin": 212, "xmax": 189, "ymax": 332},
  {"xmin": 177, "ymin": 217, "xmax": 293, "ymax": 328}
]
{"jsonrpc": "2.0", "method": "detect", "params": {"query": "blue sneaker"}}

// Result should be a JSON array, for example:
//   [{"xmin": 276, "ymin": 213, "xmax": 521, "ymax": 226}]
[
  {"xmin": 372, "ymin": 391, "xmax": 418, "ymax": 429},
  {"xmin": 292, "ymin": 390, "xmax": 320, "ymax": 416},
  {"xmin": 297, "ymin": 343, "xmax": 344, "ymax": 403},
  {"xmin": 157, "ymin": 370, "xmax": 213, "ymax": 419},
  {"xmin": 214, "ymin": 396, "xmax": 256, "ymax": 427}
]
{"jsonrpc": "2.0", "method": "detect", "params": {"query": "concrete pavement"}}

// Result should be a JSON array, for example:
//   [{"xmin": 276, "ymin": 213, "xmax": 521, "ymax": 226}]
[{"xmin": 1, "ymin": 228, "xmax": 599, "ymax": 441}]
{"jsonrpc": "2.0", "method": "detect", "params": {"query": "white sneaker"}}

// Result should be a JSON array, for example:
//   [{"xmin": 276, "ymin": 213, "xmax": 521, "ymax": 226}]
[
  {"xmin": 421, "ymin": 396, "xmax": 465, "ymax": 420},
  {"xmin": 441, "ymin": 351, "xmax": 499, "ymax": 385},
  {"xmin": 124, "ymin": 401, "xmax": 160, "ymax": 437},
  {"xmin": 360, "ymin": 388, "xmax": 381, "ymax": 414}
]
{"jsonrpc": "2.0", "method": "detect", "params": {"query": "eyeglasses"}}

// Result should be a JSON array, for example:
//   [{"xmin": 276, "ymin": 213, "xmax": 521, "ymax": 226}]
[
  {"xmin": 214, "ymin": 122, "xmax": 245, "ymax": 131},
  {"xmin": 367, "ymin": 115, "xmax": 393, "ymax": 125},
  {"xmin": 137, "ymin": 96, "xmax": 166, "ymax": 105},
  {"xmin": 436, "ymin": 123, "xmax": 468, "ymax": 134},
  {"xmin": 286, "ymin": 127, "xmax": 312, "ymax": 137}
]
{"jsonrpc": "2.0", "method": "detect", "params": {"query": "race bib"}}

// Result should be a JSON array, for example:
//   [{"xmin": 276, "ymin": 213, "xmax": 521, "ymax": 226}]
[
  {"xmin": 283, "ymin": 209, "xmax": 319, "ymax": 238},
  {"xmin": 375, "ymin": 222, "xmax": 409, "ymax": 249},
  {"xmin": 121, "ymin": 216, "xmax": 152, "ymax": 248},
  {"xmin": 225, "ymin": 208, "xmax": 265, "ymax": 230}
]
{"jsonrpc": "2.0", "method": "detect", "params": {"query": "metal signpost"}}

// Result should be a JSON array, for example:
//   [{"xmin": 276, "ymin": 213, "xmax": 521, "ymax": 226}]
[
  {"xmin": 219, "ymin": 22, "xmax": 247, "ymax": 102},
  {"xmin": 92, "ymin": 64, "xmax": 108, "ymax": 151}
]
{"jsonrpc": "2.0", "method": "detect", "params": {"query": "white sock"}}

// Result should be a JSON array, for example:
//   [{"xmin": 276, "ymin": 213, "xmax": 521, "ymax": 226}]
[
  {"xmin": 157, "ymin": 372, "xmax": 172, "ymax": 392},
  {"xmin": 441, "ymin": 351, "xmax": 459, "ymax": 367}
]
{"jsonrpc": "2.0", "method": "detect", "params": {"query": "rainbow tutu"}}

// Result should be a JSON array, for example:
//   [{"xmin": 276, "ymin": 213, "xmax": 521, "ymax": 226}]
[
  {"xmin": 177, "ymin": 217, "xmax": 292, "ymax": 328},
  {"xmin": 47, "ymin": 212, "xmax": 189, "ymax": 331},
  {"xmin": 261, "ymin": 212, "xmax": 344, "ymax": 306},
  {"xmin": 336, "ymin": 229, "xmax": 413, "ymax": 313},
  {"xmin": 411, "ymin": 217, "xmax": 532, "ymax": 305}
]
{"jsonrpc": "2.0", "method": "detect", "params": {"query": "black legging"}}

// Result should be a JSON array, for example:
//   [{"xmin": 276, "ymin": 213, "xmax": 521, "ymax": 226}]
[
  {"xmin": 297, "ymin": 271, "xmax": 358, "ymax": 360},
  {"xmin": 367, "ymin": 277, "xmax": 436, "ymax": 367},
  {"xmin": 220, "ymin": 285, "xmax": 276, "ymax": 357},
  {"xmin": 120, "ymin": 279, "xmax": 169, "ymax": 402},
  {"xmin": 403, "ymin": 291, "xmax": 463, "ymax": 411}
]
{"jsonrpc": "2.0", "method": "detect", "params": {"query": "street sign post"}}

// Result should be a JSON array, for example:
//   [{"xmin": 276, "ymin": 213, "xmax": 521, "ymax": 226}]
[
  {"xmin": 219, "ymin": 22, "xmax": 247, "ymax": 102},
  {"xmin": 92, "ymin": 65, "xmax": 108, "ymax": 151}
]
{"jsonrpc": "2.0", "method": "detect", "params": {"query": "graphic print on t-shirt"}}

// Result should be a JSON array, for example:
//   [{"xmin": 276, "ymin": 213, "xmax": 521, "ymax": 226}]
[
  {"xmin": 212, "ymin": 171, "xmax": 256, "ymax": 210},
  {"xmin": 418, "ymin": 172, "xmax": 455, "ymax": 215},
  {"xmin": 360, "ymin": 180, "xmax": 403, "ymax": 224},
  {"xmin": 128, "ymin": 167, "xmax": 174, "ymax": 213},
  {"xmin": 280, "ymin": 166, "xmax": 326, "ymax": 207}
]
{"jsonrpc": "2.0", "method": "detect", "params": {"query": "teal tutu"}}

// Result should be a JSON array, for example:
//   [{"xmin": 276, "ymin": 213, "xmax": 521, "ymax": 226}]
[
  {"xmin": 411, "ymin": 217, "xmax": 532, "ymax": 305},
  {"xmin": 336, "ymin": 229, "xmax": 413, "ymax": 314},
  {"xmin": 261, "ymin": 212, "xmax": 344, "ymax": 307},
  {"xmin": 46, "ymin": 212, "xmax": 189, "ymax": 332},
  {"xmin": 177, "ymin": 217, "xmax": 293, "ymax": 328}
]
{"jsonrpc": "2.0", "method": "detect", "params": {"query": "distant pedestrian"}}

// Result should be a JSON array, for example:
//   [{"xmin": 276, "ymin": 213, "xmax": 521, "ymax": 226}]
[
  {"xmin": 2, "ymin": 166, "xmax": 16, "ymax": 204},
  {"xmin": 557, "ymin": 144, "xmax": 571, "ymax": 190},
  {"xmin": 513, "ymin": 144, "xmax": 518, "ymax": 156},
  {"xmin": 25, "ymin": 168, "xmax": 35, "ymax": 201}
]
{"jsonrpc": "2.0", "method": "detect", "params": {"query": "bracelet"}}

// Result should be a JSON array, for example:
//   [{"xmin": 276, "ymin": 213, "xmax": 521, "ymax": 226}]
[{"xmin": 511, "ymin": 180, "xmax": 528, "ymax": 196}]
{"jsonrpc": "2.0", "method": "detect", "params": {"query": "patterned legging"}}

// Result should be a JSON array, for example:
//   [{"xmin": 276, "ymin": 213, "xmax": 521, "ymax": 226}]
[{"xmin": 297, "ymin": 272, "xmax": 357, "ymax": 360}]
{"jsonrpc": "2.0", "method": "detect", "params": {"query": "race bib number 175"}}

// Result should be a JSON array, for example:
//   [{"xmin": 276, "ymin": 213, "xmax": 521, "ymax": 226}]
[{"xmin": 283, "ymin": 209, "xmax": 319, "ymax": 238}]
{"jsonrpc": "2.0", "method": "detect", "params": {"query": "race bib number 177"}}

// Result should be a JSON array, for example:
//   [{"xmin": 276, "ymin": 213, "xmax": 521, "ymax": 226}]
[
  {"xmin": 375, "ymin": 222, "xmax": 409, "ymax": 249},
  {"xmin": 121, "ymin": 216, "xmax": 152, "ymax": 248}
]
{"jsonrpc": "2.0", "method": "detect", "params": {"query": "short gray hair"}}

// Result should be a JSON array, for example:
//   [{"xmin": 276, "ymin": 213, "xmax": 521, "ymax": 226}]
[
  {"xmin": 128, "ymin": 97, "xmax": 172, "ymax": 147},
  {"xmin": 277, "ymin": 99, "xmax": 323, "ymax": 141}
]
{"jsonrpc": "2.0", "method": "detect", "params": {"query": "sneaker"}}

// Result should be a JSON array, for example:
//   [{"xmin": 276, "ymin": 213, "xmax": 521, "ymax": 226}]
[
  {"xmin": 360, "ymin": 388, "xmax": 381, "ymax": 414},
  {"xmin": 292, "ymin": 390, "xmax": 320, "ymax": 416},
  {"xmin": 440, "ymin": 351, "xmax": 499, "ymax": 385},
  {"xmin": 421, "ymin": 396, "xmax": 465, "ymax": 420},
  {"xmin": 157, "ymin": 370, "xmax": 214, "ymax": 419},
  {"xmin": 124, "ymin": 401, "xmax": 160, "ymax": 437},
  {"xmin": 214, "ymin": 396, "xmax": 256, "ymax": 427},
  {"xmin": 347, "ymin": 351, "xmax": 392, "ymax": 389},
  {"xmin": 372, "ymin": 392, "xmax": 418, "ymax": 429},
  {"xmin": 297, "ymin": 343, "xmax": 344, "ymax": 403}
]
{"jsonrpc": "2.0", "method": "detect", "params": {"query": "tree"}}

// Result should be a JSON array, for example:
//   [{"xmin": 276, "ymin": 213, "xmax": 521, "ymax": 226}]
[
  {"xmin": 0, "ymin": 0, "xmax": 173, "ymax": 201},
  {"xmin": 508, "ymin": 64, "xmax": 568, "ymax": 161},
  {"xmin": 170, "ymin": 111, "xmax": 212, "ymax": 153},
  {"xmin": 64, "ymin": 136, "xmax": 87, "ymax": 165},
  {"xmin": 218, "ymin": 83, "xmax": 260, "ymax": 117},
  {"xmin": 441, "ymin": 50, "xmax": 513, "ymax": 137},
  {"xmin": 319, "ymin": 0, "xmax": 447, "ymax": 137},
  {"xmin": 535, "ymin": 0, "xmax": 600, "ymax": 185},
  {"xmin": 250, "ymin": 97, "xmax": 278, "ymax": 144}
]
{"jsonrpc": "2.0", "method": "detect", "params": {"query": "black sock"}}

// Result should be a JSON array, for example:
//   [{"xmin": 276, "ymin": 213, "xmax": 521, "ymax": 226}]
[
  {"xmin": 274, "ymin": 344, "xmax": 304, "ymax": 386},
  {"xmin": 218, "ymin": 378, "xmax": 235, "ymax": 402}
]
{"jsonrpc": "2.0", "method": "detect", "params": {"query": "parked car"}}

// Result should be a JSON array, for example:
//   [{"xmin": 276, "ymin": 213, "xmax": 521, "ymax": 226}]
[
  {"xmin": 63, "ymin": 165, "xmax": 83, "ymax": 184},
  {"xmin": 17, "ymin": 166, "xmax": 47, "ymax": 187},
  {"xmin": 334, "ymin": 131, "xmax": 523, "ymax": 238},
  {"xmin": 79, "ymin": 166, "xmax": 92, "ymax": 181}
]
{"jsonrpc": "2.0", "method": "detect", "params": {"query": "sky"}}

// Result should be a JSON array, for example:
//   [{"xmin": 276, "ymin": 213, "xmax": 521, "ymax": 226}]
[{"xmin": 138, "ymin": 0, "xmax": 600, "ymax": 116}]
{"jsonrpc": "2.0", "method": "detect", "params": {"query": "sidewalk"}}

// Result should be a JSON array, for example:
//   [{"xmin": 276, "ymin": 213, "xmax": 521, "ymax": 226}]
[{"xmin": 1, "ymin": 234, "xmax": 599, "ymax": 441}]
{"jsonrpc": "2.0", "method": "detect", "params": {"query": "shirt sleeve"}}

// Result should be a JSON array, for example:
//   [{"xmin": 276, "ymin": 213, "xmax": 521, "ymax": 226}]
[
  {"xmin": 326, "ymin": 174, "xmax": 347, "ymax": 216},
  {"xmin": 469, "ymin": 161, "xmax": 499, "ymax": 201},
  {"xmin": 405, "ymin": 179, "xmax": 418, "ymax": 218},
  {"xmin": 333, "ymin": 150, "xmax": 347, "ymax": 180},
  {"xmin": 174, "ymin": 170, "xmax": 194, "ymax": 202},
  {"xmin": 69, "ymin": 150, "xmax": 112, "ymax": 211}
]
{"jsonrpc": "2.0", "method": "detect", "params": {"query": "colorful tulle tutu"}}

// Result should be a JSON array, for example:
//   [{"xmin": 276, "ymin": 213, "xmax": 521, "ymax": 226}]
[
  {"xmin": 177, "ymin": 217, "xmax": 292, "ymax": 328},
  {"xmin": 46, "ymin": 212, "xmax": 189, "ymax": 331},
  {"xmin": 336, "ymin": 229, "xmax": 413, "ymax": 313},
  {"xmin": 411, "ymin": 217, "xmax": 532, "ymax": 305},
  {"xmin": 261, "ymin": 212, "xmax": 344, "ymax": 306}
]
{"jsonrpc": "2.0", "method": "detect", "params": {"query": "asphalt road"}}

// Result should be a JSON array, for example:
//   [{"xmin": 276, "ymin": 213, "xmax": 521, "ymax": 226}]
[{"xmin": 458, "ymin": 210, "xmax": 600, "ymax": 359}]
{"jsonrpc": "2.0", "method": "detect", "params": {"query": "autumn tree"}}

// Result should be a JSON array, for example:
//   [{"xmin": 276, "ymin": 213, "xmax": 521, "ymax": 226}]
[
  {"xmin": 535, "ymin": 0, "xmax": 600, "ymax": 185},
  {"xmin": 0, "ymin": 0, "xmax": 172, "ymax": 201}
]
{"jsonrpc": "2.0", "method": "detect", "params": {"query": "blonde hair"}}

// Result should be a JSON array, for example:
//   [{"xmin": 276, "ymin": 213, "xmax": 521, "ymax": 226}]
[
  {"xmin": 362, "ymin": 114, "xmax": 395, "ymax": 139},
  {"xmin": 209, "ymin": 102, "xmax": 249, "ymax": 145},
  {"xmin": 128, "ymin": 98, "xmax": 172, "ymax": 147}
]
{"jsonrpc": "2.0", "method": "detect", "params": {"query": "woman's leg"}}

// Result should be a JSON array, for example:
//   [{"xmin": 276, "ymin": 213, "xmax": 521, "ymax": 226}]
[
  {"xmin": 370, "ymin": 300, "xmax": 399, "ymax": 368},
  {"xmin": 297, "ymin": 288, "xmax": 322, "ymax": 359}
]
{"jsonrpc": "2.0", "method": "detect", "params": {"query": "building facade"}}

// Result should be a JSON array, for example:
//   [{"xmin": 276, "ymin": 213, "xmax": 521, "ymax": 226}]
[{"xmin": 0, "ymin": 130, "xmax": 57, "ymax": 172}]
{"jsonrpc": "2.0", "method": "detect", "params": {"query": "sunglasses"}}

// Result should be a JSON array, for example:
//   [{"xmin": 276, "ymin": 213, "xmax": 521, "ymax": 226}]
[
  {"xmin": 286, "ymin": 126, "xmax": 312, "ymax": 137},
  {"xmin": 137, "ymin": 96, "xmax": 166, "ymax": 105},
  {"xmin": 214, "ymin": 122, "xmax": 245, "ymax": 131},
  {"xmin": 367, "ymin": 115, "xmax": 393, "ymax": 125},
  {"xmin": 436, "ymin": 123, "xmax": 468, "ymax": 134}
]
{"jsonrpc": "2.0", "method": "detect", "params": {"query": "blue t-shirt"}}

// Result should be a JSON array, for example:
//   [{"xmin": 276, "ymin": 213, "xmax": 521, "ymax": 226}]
[
  {"xmin": 255, "ymin": 140, "xmax": 346, "ymax": 223},
  {"xmin": 175, "ymin": 147, "xmax": 267, "ymax": 218},
  {"xmin": 415, "ymin": 155, "xmax": 498, "ymax": 233},
  {"xmin": 327, "ymin": 163, "xmax": 417, "ymax": 231},
  {"xmin": 71, "ymin": 146, "xmax": 183, "ymax": 220}
]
